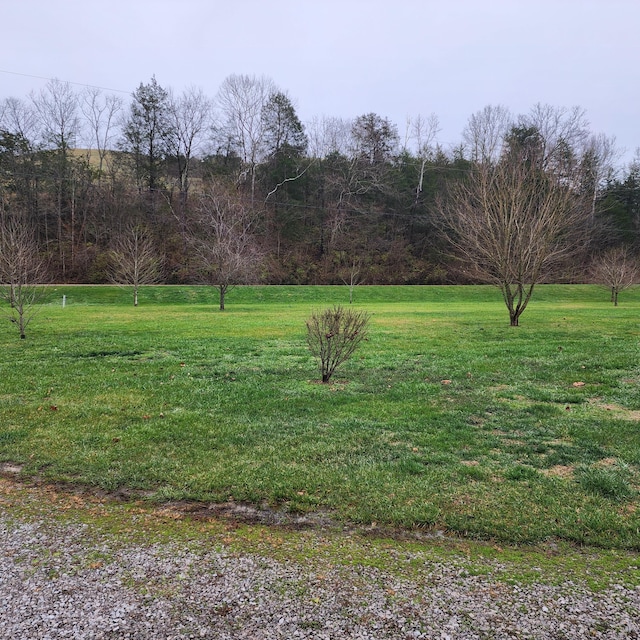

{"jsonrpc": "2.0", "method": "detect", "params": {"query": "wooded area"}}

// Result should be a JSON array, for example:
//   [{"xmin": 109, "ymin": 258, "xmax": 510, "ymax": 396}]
[{"xmin": 0, "ymin": 75, "xmax": 638, "ymax": 289}]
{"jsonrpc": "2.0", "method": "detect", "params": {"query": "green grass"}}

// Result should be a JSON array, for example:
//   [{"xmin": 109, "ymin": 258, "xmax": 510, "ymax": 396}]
[{"xmin": 1, "ymin": 284, "xmax": 640, "ymax": 549}]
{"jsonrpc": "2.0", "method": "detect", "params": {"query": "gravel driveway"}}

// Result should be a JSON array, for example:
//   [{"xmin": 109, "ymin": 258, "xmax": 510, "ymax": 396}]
[{"xmin": 1, "ymin": 479, "xmax": 639, "ymax": 639}]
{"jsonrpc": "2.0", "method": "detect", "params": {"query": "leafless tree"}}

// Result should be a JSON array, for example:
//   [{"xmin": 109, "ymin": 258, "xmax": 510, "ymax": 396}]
[
  {"xmin": 340, "ymin": 257, "xmax": 364, "ymax": 304},
  {"xmin": 30, "ymin": 79, "xmax": 82, "ymax": 271},
  {"xmin": 192, "ymin": 188, "xmax": 262, "ymax": 310},
  {"xmin": 591, "ymin": 246, "xmax": 639, "ymax": 305},
  {"xmin": 215, "ymin": 74, "xmax": 276, "ymax": 203},
  {"xmin": 581, "ymin": 133, "xmax": 620, "ymax": 220},
  {"xmin": 108, "ymin": 225, "xmax": 163, "ymax": 306},
  {"xmin": 438, "ymin": 149, "xmax": 589, "ymax": 326},
  {"xmin": 520, "ymin": 103, "xmax": 590, "ymax": 178},
  {"xmin": 462, "ymin": 105, "xmax": 512, "ymax": 163},
  {"xmin": 167, "ymin": 86, "xmax": 212, "ymax": 204},
  {"xmin": 0, "ymin": 98, "xmax": 41, "ymax": 222},
  {"xmin": 80, "ymin": 87, "xmax": 123, "ymax": 180},
  {"xmin": 404, "ymin": 113, "xmax": 440, "ymax": 201},
  {"xmin": 0, "ymin": 96, "xmax": 40, "ymax": 142},
  {"xmin": 0, "ymin": 213, "xmax": 48, "ymax": 339},
  {"xmin": 306, "ymin": 305, "xmax": 370, "ymax": 383},
  {"xmin": 30, "ymin": 78, "xmax": 80, "ymax": 152},
  {"xmin": 306, "ymin": 115, "xmax": 353, "ymax": 158}
]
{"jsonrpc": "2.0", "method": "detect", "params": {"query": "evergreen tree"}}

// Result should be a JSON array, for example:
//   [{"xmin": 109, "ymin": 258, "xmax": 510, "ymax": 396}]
[{"xmin": 121, "ymin": 76, "xmax": 172, "ymax": 194}]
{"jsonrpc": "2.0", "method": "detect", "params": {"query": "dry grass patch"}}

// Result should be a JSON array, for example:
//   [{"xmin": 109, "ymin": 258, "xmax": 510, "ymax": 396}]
[
  {"xmin": 587, "ymin": 398, "xmax": 640, "ymax": 421},
  {"xmin": 541, "ymin": 465, "xmax": 575, "ymax": 479}
]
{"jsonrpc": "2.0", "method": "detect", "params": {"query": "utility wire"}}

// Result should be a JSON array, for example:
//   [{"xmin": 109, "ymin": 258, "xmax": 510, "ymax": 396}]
[{"xmin": 0, "ymin": 69, "xmax": 131, "ymax": 95}]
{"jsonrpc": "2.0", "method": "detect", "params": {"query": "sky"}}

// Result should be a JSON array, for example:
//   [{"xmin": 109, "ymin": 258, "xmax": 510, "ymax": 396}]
[{"xmin": 1, "ymin": 0, "xmax": 638, "ymax": 165}]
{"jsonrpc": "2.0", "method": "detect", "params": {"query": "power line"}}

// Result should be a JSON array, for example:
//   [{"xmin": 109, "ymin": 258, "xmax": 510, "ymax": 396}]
[{"xmin": 0, "ymin": 69, "xmax": 131, "ymax": 95}]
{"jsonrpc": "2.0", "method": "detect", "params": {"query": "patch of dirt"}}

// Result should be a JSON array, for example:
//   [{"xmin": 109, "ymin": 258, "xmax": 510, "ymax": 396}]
[
  {"xmin": 156, "ymin": 499, "xmax": 337, "ymax": 529},
  {"xmin": 540, "ymin": 465, "xmax": 575, "ymax": 479},
  {"xmin": 587, "ymin": 398, "xmax": 640, "ymax": 421},
  {"xmin": 594, "ymin": 457, "xmax": 620, "ymax": 468},
  {"xmin": 0, "ymin": 471, "xmax": 470, "ymax": 544},
  {"xmin": 0, "ymin": 463, "xmax": 23, "ymax": 475}
]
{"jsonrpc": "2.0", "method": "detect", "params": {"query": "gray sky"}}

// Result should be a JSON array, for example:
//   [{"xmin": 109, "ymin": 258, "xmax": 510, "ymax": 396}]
[{"xmin": 2, "ymin": 0, "xmax": 638, "ymax": 164}]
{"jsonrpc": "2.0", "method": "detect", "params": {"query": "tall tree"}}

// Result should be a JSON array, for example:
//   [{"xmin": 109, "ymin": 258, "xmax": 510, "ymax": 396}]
[
  {"xmin": 121, "ymin": 76, "xmax": 172, "ymax": 195},
  {"xmin": 80, "ymin": 87, "xmax": 123, "ymax": 181},
  {"xmin": 166, "ymin": 86, "xmax": 212, "ymax": 205},
  {"xmin": 306, "ymin": 115, "xmax": 352, "ymax": 159},
  {"xmin": 403, "ymin": 113, "xmax": 440, "ymax": 202},
  {"xmin": 215, "ymin": 74, "xmax": 275, "ymax": 203},
  {"xmin": 519, "ymin": 103, "xmax": 590, "ymax": 176},
  {"xmin": 462, "ymin": 105, "xmax": 512, "ymax": 163},
  {"xmin": 580, "ymin": 133, "xmax": 619, "ymax": 221},
  {"xmin": 350, "ymin": 113, "xmax": 399, "ymax": 165},
  {"xmin": 30, "ymin": 79, "xmax": 82, "ymax": 270},
  {"xmin": 261, "ymin": 91, "xmax": 307, "ymax": 159}
]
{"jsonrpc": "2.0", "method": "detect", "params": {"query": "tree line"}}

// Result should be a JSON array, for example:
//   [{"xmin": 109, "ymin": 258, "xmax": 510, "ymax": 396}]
[{"xmin": 0, "ymin": 74, "xmax": 639, "ymax": 301}]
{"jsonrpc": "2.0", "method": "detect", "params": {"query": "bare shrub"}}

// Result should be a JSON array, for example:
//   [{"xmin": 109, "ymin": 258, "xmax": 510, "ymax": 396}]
[{"xmin": 306, "ymin": 305, "xmax": 370, "ymax": 383}]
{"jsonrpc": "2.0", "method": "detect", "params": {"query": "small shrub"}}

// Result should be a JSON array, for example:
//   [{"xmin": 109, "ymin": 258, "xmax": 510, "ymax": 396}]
[{"xmin": 306, "ymin": 305, "xmax": 370, "ymax": 383}]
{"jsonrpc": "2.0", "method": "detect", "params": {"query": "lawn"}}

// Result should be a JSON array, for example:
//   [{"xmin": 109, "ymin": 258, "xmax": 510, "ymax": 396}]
[{"xmin": 1, "ymin": 284, "xmax": 639, "ymax": 549}]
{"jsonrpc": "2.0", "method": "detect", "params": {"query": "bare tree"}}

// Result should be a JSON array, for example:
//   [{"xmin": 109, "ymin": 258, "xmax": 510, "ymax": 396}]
[
  {"xmin": 167, "ymin": 86, "xmax": 212, "ymax": 204},
  {"xmin": 192, "ymin": 188, "xmax": 262, "ymax": 310},
  {"xmin": 462, "ymin": 105, "xmax": 512, "ymax": 163},
  {"xmin": 80, "ymin": 87, "xmax": 123, "ymax": 180},
  {"xmin": 306, "ymin": 115, "xmax": 353, "ymax": 159},
  {"xmin": 591, "ymin": 246, "xmax": 639, "ymax": 305},
  {"xmin": 215, "ymin": 74, "xmax": 276, "ymax": 203},
  {"xmin": 0, "ymin": 98, "xmax": 41, "ymax": 221},
  {"xmin": 404, "ymin": 113, "xmax": 440, "ymax": 201},
  {"xmin": 340, "ymin": 257, "xmax": 364, "ymax": 304},
  {"xmin": 30, "ymin": 79, "xmax": 80, "ymax": 151},
  {"xmin": 0, "ymin": 96, "xmax": 40, "ymax": 143},
  {"xmin": 581, "ymin": 133, "xmax": 620, "ymax": 221},
  {"xmin": 438, "ymin": 147, "xmax": 589, "ymax": 326},
  {"xmin": 108, "ymin": 225, "xmax": 163, "ymax": 306},
  {"xmin": 523, "ymin": 104, "xmax": 590, "ymax": 172},
  {"xmin": 306, "ymin": 305, "xmax": 370, "ymax": 383},
  {"xmin": 0, "ymin": 214, "xmax": 48, "ymax": 339},
  {"xmin": 30, "ymin": 79, "xmax": 82, "ymax": 270}
]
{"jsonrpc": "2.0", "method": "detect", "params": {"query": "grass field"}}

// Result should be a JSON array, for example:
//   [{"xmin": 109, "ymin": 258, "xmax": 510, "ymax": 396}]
[{"xmin": 1, "ymin": 284, "xmax": 639, "ymax": 549}]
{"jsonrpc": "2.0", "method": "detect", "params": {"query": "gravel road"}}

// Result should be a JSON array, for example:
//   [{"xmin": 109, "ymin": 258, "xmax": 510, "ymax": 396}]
[{"xmin": 1, "ymin": 482, "xmax": 639, "ymax": 639}]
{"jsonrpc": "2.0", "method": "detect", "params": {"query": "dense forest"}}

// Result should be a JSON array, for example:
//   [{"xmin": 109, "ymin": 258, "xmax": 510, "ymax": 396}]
[{"xmin": 0, "ymin": 74, "xmax": 638, "ymax": 288}]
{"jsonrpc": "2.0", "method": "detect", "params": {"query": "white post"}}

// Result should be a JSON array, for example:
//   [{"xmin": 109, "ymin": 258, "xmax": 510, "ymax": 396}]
[{"xmin": 62, "ymin": 295, "xmax": 66, "ymax": 308}]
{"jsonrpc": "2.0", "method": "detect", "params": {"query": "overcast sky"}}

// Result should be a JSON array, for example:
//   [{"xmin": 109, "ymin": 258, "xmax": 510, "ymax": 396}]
[{"xmin": 2, "ymin": 0, "xmax": 638, "ymax": 164}]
